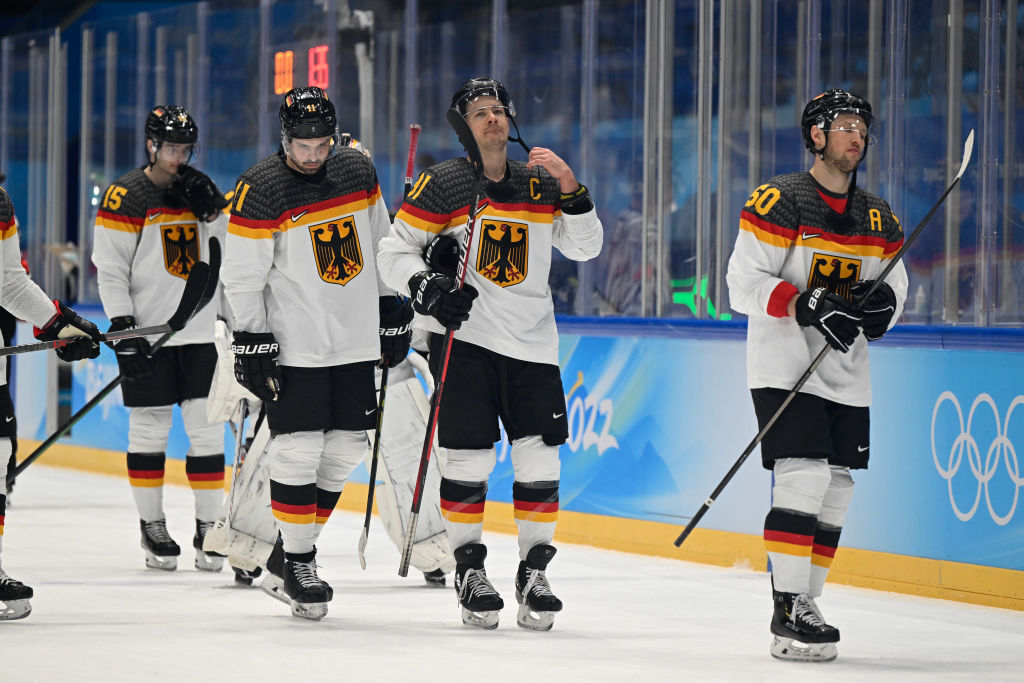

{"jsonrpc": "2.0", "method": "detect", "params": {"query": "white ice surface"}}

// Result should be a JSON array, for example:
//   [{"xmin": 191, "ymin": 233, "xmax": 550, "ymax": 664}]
[{"xmin": 2, "ymin": 465, "xmax": 1023, "ymax": 682}]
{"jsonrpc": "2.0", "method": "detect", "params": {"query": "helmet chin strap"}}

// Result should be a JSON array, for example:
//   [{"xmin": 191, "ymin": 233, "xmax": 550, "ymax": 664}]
[{"xmin": 508, "ymin": 117, "xmax": 531, "ymax": 154}]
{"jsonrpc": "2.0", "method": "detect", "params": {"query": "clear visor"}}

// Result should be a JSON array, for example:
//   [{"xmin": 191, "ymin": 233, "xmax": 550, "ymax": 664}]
[
  {"xmin": 154, "ymin": 140, "xmax": 197, "ymax": 163},
  {"xmin": 462, "ymin": 90, "xmax": 516, "ymax": 118},
  {"xmin": 281, "ymin": 133, "xmax": 339, "ymax": 160},
  {"xmin": 829, "ymin": 116, "xmax": 875, "ymax": 146}
]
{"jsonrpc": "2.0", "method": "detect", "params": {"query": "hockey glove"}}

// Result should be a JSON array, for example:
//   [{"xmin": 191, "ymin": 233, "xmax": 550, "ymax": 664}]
[
  {"xmin": 378, "ymin": 295, "xmax": 414, "ymax": 368},
  {"xmin": 34, "ymin": 300, "xmax": 102, "ymax": 362},
  {"xmin": 231, "ymin": 331, "xmax": 282, "ymax": 402},
  {"xmin": 794, "ymin": 287, "xmax": 862, "ymax": 353},
  {"xmin": 408, "ymin": 271, "xmax": 478, "ymax": 330},
  {"xmin": 851, "ymin": 280, "xmax": 897, "ymax": 341},
  {"xmin": 107, "ymin": 316, "xmax": 155, "ymax": 379},
  {"xmin": 172, "ymin": 165, "xmax": 228, "ymax": 222},
  {"xmin": 423, "ymin": 233, "xmax": 461, "ymax": 277}
]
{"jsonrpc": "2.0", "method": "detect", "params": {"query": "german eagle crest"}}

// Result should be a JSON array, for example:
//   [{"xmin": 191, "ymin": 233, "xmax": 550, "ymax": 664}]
[
  {"xmin": 161, "ymin": 223, "xmax": 200, "ymax": 279},
  {"xmin": 310, "ymin": 217, "xmax": 362, "ymax": 285},
  {"xmin": 477, "ymin": 219, "xmax": 528, "ymax": 287}
]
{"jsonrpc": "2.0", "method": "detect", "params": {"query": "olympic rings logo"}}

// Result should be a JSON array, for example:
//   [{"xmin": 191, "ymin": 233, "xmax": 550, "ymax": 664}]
[{"xmin": 931, "ymin": 391, "xmax": 1024, "ymax": 525}]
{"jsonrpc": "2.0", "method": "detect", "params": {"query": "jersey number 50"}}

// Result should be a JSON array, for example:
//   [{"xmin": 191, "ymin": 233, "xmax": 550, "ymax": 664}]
[{"xmin": 744, "ymin": 184, "xmax": 781, "ymax": 216}]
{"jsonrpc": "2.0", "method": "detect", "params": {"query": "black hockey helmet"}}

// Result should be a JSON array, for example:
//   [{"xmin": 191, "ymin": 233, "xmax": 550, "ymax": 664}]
[
  {"xmin": 801, "ymin": 89, "xmax": 872, "ymax": 154},
  {"xmin": 145, "ymin": 105, "xmax": 198, "ymax": 145},
  {"xmin": 279, "ymin": 86, "xmax": 337, "ymax": 140},
  {"xmin": 450, "ymin": 77, "xmax": 517, "ymax": 118}
]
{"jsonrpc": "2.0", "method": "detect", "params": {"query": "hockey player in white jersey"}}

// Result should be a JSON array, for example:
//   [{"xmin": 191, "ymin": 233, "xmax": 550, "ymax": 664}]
[
  {"xmin": 726, "ymin": 90, "xmax": 908, "ymax": 661},
  {"xmin": 92, "ymin": 105, "xmax": 229, "ymax": 573},
  {"xmin": 0, "ymin": 187, "xmax": 102, "ymax": 619},
  {"xmin": 221, "ymin": 86, "xmax": 412, "ymax": 620},
  {"xmin": 378, "ymin": 77, "xmax": 603, "ymax": 630}
]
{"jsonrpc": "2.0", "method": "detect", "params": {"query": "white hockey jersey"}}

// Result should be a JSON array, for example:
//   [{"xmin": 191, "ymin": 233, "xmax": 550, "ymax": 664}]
[
  {"xmin": 222, "ymin": 149, "xmax": 394, "ymax": 367},
  {"xmin": 726, "ymin": 171, "xmax": 909, "ymax": 406},
  {"xmin": 378, "ymin": 158, "xmax": 603, "ymax": 366},
  {"xmin": 91, "ymin": 167, "xmax": 225, "ymax": 346}
]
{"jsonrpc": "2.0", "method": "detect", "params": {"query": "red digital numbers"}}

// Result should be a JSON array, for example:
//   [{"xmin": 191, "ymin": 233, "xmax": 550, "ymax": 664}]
[{"xmin": 308, "ymin": 45, "xmax": 329, "ymax": 89}]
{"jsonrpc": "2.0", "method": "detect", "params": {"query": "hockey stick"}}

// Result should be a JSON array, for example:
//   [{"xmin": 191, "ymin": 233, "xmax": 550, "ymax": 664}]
[
  {"xmin": 357, "ymin": 365, "xmax": 389, "ymax": 569},
  {"xmin": 7, "ymin": 238, "xmax": 221, "ymax": 486},
  {"xmin": 398, "ymin": 109, "xmax": 485, "ymax": 577},
  {"xmin": 673, "ymin": 129, "xmax": 975, "ymax": 548},
  {"xmin": 404, "ymin": 123, "xmax": 422, "ymax": 198},
  {"xmin": 0, "ymin": 259, "xmax": 211, "ymax": 358}
]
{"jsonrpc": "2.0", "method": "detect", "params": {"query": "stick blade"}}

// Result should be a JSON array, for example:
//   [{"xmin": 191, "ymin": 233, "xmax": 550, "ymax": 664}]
[
  {"xmin": 955, "ymin": 129, "xmax": 975, "ymax": 181},
  {"xmin": 167, "ymin": 261, "xmax": 210, "ymax": 331},
  {"xmin": 357, "ymin": 530, "xmax": 368, "ymax": 570},
  {"xmin": 446, "ymin": 108, "xmax": 484, "ymax": 178}
]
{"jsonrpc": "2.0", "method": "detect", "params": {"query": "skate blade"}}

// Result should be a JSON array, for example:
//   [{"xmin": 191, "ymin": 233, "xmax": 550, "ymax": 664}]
[
  {"xmin": 423, "ymin": 570, "xmax": 446, "ymax": 587},
  {"xmin": 0, "ymin": 599, "xmax": 32, "ymax": 621},
  {"xmin": 144, "ymin": 552, "xmax": 178, "ymax": 571},
  {"xmin": 460, "ymin": 607, "xmax": 500, "ymax": 630},
  {"xmin": 232, "ymin": 566, "xmax": 262, "ymax": 586},
  {"xmin": 195, "ymin": 551, "xmax": 225, "ymax": 572},
  {"xmin": 516, "ymin": 602, "xmax": 556, "ymax": 631},
  {"xmin": 259, "ymin": 575, "xmax": 290, "ymax": 605},
  {"xmin": 770, "ymin": 636, "xmax": 838, "ymax": 662},
  {"xmin": 290, "ymin": 600, "xmax": 328, "ymax": 621}
]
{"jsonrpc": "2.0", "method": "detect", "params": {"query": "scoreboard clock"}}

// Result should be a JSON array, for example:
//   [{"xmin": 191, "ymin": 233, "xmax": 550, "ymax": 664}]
[{"xmin": 273, "ymin": 43, "xmax": 330, "ymax": 94}]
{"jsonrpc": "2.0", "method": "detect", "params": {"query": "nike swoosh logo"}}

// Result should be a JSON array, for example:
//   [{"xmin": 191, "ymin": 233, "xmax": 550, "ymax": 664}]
[
  {"xmin": 147, "ymin": 211, "xmax": 162, "ymax": 221},
  {"xmin": 4, "ymin": 416, "xmax": 12, "ymax": 422},
  {"xmin": 552, "ymin": 412, "xmax": 564, "ymax": 419},
  {"xmin": 291, "ymin": 210, "xmax": 308, "ymax": 222},
  {"xmin": 364, "ymin": 408, "xmax": 375, "ymax": 415},
  {"xmin": 857, "ymin": 445, "xmax": 869, "ymax": 453},
  {"xmin": 801, "ymin": 231, "xmax": 821, "ymax": 240}
]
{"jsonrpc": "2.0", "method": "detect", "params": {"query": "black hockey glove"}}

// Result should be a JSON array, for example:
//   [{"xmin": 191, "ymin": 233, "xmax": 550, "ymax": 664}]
[
  {"xmin": 34, "ymin": 300, "xmax": 101, "ymax": 362},
  {"xmin": 231, "ymin": 331, "xmax": 282, "ymax": 402},
  {"xmin": 172, "ymin": 165, "xmax": 228, "ymax": 222},
  {"xmin": 851, "ymin": 280, "xmax": 897, "ymax": 341},
  {"xmin": 794, "ymin": 287, "xmax": 862, "ymax": 353},
  {"xmin": 378, "ymin": 295, "xmax": 414, "ymax": 368},
  {"xmin": 409, "ymin": 271, "xmax": 478, "ymax": 331},
  {"xmin": 423, "ymin": 233, "xmax": 461, "ymax": 278},
  {"xmin": 106, "ymin": 316, "xmax": 155, "ymax": 379}
]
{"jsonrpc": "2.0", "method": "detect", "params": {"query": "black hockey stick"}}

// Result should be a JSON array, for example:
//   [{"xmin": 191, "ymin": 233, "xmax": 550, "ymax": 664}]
[
  {"xmin": 0, "ymin": 258, "xmax": 211, "ymax": 358},
  {"xmin": 398, "ymin": 109, "xmax": 485, "ymax": 577},
  {"xmin": 357, "ymin": 365, "xmax": 389, "ymax": 569},
  {"xmin": 673, "ymin": 130, "xmax": 975, "ymax": 548},
  {"xmin": 7, "ymin": 238, "xmax": 221, "ymax": 486}
]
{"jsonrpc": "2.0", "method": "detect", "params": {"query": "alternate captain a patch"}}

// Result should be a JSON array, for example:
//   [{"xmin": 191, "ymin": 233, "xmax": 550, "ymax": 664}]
[
  {"xmin": 161, "ymin": 224, "xmax": 200, "ymax": 278},
  {"xmin": 477, "ymin": 219, "xmax": 528, "ymax": 287},
  {"xmin": 807, "ymin": 253, "xmax": 860, "ymax": 299},
  {"xmin": 310, "ymin": 217, "xmax": 362, "ymax": 285}
]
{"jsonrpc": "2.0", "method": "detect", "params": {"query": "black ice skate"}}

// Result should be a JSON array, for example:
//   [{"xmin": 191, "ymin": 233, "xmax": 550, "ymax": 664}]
[
  {"xmin": 140, "ymin": 519, "xmax": 180, "ymax": 570},
  {"xmin": 770, "ymin": 591, "xmax": 840, "ymax": 662},
  {"xmin": 193, "ymin": 519, "xmax": 225, "ymax": 572},
  {"xmin": 259, "ymin": 538, "xmax": 288, "ymax": 604},
  {"xmin": 0, "ymin": 568, "xmax": 33, "ymax": 621},
  {"xmin": 515, "ymin": 544, "xmax": 563, "ymax": 631},
  {"xmin": 453, "ymin": 543, "xmax": 503, "ymax": 629},
  {"xmin": 283, "ymin": 550, "xmax": 331, "ymax": 621},
  {"xmin": 423, "ymin": 568, "xmax": 447, "ymax": 587},
  {"xmin": 232, "ymin": 563, "xmax": 262, "ymax": 586}
]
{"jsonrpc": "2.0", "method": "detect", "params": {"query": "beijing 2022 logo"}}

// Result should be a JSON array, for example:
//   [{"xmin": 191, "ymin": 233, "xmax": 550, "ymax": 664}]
[{"xmin": 931, "ymin": 391, "xmax": 1024, "ymax": 525}]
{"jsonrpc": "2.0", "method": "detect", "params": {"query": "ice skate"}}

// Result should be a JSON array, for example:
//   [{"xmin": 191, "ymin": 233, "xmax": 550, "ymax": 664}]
[
  {"xmin": 140, "ymin": 519, "xmax": 180, "ymax": 571},
  {"xmin": 453, "ymin": 543, "xmax": 503, "ymax": 629},
  {"xmin": 193, "ymin": 520, "xmax": 225, "ymax": 572},
  {"xmin": 259, "ymin": 540, "xmax": 289, "ymax": 605},
  {"xmin": 283, "ymin": 551, "xmax": 331, "ymax": 621},
  {"xmin": 515, "ymin": 544, "xmax": 562, "ymax": 631},
  {"xmin": 0, "ymin": 568, "xmax": 33, "ymax": 621},
  {"xmin": 423, "ymin": 568, "xmax": 446, "ymax": 587},
  {"xmin": 769, "ymin": 591, "xmax": 839, "ymax": 662},
  {"xmin": 232, "ymin": 563, "xmax": 262, "ymax": 586}
]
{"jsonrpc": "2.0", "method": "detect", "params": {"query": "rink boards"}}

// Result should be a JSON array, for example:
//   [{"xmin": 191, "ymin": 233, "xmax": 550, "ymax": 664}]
[{"xmin": 13, "ymin": 313, "xmax": 1024, "ymax": 610}]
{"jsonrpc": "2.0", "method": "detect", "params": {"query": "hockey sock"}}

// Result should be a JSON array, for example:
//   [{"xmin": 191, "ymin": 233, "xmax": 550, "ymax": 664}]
[
  {"xmin": 512, "ymin": 480, "xmax": 559, "ymax": 560},
  {"xmin": 187, "ymin": 454, "xmax": 226, "ymax": 521},
  {"xmin": 312, "ymin": 487, "xmax": 342, "ymax": 545},
  {"xmin": 808, "ymin": 523, "xmax": 842, "ymax": 597},
  {"xmin": 440, "ymin": 478, "xmax": 487, "ymax": 550},
  {"xmin": 764, "ymin": 507, "xmax": 817, "ymax": 595},
  {"xmin": 127, "ymin": 452, "xmax": 166, "ymax": 521},
  {"xmin": 270, "ymin": 480, "xmax": 317, "ymax": 554}
]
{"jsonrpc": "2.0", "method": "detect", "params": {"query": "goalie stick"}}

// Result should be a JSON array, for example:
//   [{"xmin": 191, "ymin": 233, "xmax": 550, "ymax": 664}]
[
  {"xmin": 0, "ymin": 258, "xmax": 211, "ymax": 358},
  {"xmin": 673, "ymin": 129, "xmax": 975, "ymax": 547},
  {"xmin": 7, "ymin": 238, "xmax": 221, "ymax": 486},
  {"xmin": 398, "ymin": 109, "xmax": 485, "ymax": 577}
]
